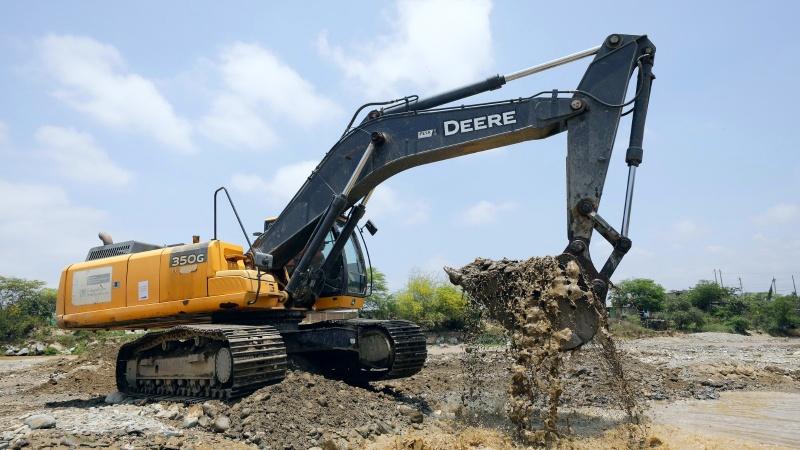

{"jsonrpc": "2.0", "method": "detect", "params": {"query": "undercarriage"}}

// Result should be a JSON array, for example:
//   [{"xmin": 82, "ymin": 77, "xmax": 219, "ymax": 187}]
[{"xmin": 115, "ymin": 318, "xmax": 427, "ymax": 401}]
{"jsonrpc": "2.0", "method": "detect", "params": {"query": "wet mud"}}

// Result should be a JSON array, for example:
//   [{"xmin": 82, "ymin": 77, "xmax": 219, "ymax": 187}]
[{"xmin": 446, "ymin": 256, "xmax": 645, "ymax": 446}]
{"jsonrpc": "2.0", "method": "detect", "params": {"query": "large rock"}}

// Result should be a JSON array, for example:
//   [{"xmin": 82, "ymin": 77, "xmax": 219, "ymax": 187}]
[
  {"xmin": 24, "ymin": 414, "xmax": 56, "ymax": 429},
  {"xmin": 182, "ymin": 416, "xmax": 199, "ymax": 429},
  {"xmin": 15, "ymin": 348, "xmax": 29, "ymax": 357},
  {"xmin": 33, "ymin": 343, "xmax": 46, "ymax": 355},
  {"xmin": 212, "ymin": 415, "xmax": 230, "ymax": 433},
  {"xmin": 104, "ymin": 391, "xmax": 126, "ymax": 405},
  {"xmin": 201, "ymin": 402, "xmax": 218, "ymax": 418}
]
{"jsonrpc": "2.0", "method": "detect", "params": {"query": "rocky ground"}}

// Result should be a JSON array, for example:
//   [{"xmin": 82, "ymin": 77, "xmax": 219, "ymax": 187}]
[{"xmin": 0, "ymin": 332, "xmax": 798, "ymax": 449}]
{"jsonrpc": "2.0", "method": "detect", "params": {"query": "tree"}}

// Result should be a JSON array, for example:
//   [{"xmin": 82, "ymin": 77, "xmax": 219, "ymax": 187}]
[
  {"xmin": 764, "ymin": 295, "xmax": 799, "ymax": 335},
  {"xmin": 686, "ymin": 281, "xmax": 729, "ymax": 312},
  {"xmin": 393, "ymin": 272, "xmax": 467, "ymax": 330},
  {"xmin": 663, "ymin": 295, "xmax": 705, "ymax": 331},
  {"xmin": 362, "ymin": 268, "xmax": 394, "ymax": 319},
  {"xmin": 0, "ymin": 276, "xmax": 57, "ymax": 342},
  {"xmin": 610, "ymin": 278, "xmax": 666, "ymax": 313}
]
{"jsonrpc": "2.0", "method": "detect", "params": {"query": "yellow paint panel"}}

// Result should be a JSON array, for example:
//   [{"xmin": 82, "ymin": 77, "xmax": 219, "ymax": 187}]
[
  {"xmin": 126, "ymin": 251, "xmax": 160, "ymax": 306},
  {"xmin": 58, "ymin": 290, "xmax": 285, "ymax": 329},
  {"xmin": 315, "ymin": 296, "xmax": 364, "ymax": 310},
  {"xmin": 63, "ymin": 255, "xmax": 128, "ymax": 315},
  {"xmin": 56, "ymin": 267, "xmax": 68, "ymax": 316}
]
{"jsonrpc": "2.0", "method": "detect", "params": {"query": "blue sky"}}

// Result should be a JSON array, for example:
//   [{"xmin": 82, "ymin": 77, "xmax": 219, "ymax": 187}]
[{"xmin": 1, "ymin": 1, "xmax": 798, "ymax": 295}]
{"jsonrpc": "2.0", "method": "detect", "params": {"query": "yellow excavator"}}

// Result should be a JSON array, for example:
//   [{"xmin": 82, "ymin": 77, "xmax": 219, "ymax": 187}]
[{"xmin": 56, "ymin": 34, "xmax": 655, "ymax": 400}]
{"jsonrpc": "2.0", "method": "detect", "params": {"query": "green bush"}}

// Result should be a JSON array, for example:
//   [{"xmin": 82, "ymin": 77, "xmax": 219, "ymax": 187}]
[
  {"xmin": 0, "ymin": 276, "xmax": 56, "ymax": 343},
  {"xmin": 686, "ymin": 281, "xmax": 730, "ymax": 312},
  {"xmin": 663, "ymin": 295, "xmax": 705, "ymax": 331},
  {"xmin": 394, "ymin": 273, "xmax": 467, "ymax": 330},
  {"xmin": 726, "ymin": 316, "xmax": 750, "ymax": 335},
  {"xmin": 762, "ymin": 295, "xmax": 799, "ymax": 335},
  {"xmin": 362, "ymin": 270, "xmax": 467, "ymax": 331},
  {"xmin": 609, "ymin": 278, "xmax": 666, "ymax": 312},
  {"xmin": 362, "ymin": 268, "xmax": 395, "ymax": 319},
  {"xmin": 609, "ymin": 315, "xmax": 657, "ymax": 338},
  {"xmin": 44, "ymin": 346, "xmax": 59, "ymax": 356}
]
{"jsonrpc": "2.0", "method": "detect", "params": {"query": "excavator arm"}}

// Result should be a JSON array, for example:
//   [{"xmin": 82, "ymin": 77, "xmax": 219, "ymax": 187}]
[{"xmin": 251, "ymin": 33, "xmax": 656, "ymax": 309}]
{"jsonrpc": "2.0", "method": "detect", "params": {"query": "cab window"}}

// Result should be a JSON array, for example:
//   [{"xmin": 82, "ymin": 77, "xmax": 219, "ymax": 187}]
[{"xmin": 342, "ymin": 233, "xmax": 367, "ymax": 296}]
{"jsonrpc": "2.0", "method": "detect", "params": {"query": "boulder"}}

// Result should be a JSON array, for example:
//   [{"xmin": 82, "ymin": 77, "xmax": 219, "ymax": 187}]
[
  {"xmin": 104, "ymin": 392, "xmax": 126, "ymax": 405},
  {"xmin": 15, "ymin": 348, "xmax": 29, "ymax": 357},
  {"xmin": 201, "ymin": 402, "xmax": 218, "ymax": 418},
  {"xmin": 212, "ymin": 415, "xmax": 230, "ymax": 433},
  {"xmin": 24, "ymin": 414, "xmax": 56, "ymax": 430},
  {"xmin": 182, "ymin": 416, "xmax": 199, "ymax": 429},
  {"xmin": 197, "ymin": 415, "xmax": 211, "ymax": 428}
]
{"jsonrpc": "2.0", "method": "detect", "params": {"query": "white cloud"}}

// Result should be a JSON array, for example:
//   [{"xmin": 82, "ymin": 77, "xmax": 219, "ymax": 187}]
[
  {"xmin": 230, "ymin": 160, "xmax": 317, "ymax": 206},
  {"xmin": 753, "ymin": 203, "xmax": 799, "ymax": 226},
  {"xmin": 367, "ymin": 185, "xmax": 430, "ymax": 225},
  {"xmin": 39, "ymin": 34, "xmax": 193, "ymax": 152},
  {"xmin": 200, "ymin": 95, "xmax": 278, "ymax": 150},
  {"xmin": 35, "ymin": 126, "xmax": 132, "ymax": 187},
  {"xmin": 318, "ymin": 0, "xmax": 493, "ymax": 98},
  {"xmin": 670, "ymin": 218, "xmax": 706, "ymax": 240},
  {"xmin": 0, "ymin": 179, "xmax": 108, "ymax": 284},
  {"xmin": 200, "ymin": 43, "xmax": 339, "ymax": 150},
  {"xmin": 459, "ymin": 200, "xmax": 515, "ymax": 226}
]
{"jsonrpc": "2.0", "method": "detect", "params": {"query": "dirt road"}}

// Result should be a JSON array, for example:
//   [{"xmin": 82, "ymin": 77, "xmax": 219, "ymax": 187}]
[{"xmin": 0, "ymin": 332, "xmax": 797, "ymax": 449}]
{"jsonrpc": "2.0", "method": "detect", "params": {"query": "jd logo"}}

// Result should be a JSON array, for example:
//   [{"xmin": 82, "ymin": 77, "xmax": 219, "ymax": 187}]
[{"xmin": 443, "ymin": 110, "xmax": 517, "ymax": 137}]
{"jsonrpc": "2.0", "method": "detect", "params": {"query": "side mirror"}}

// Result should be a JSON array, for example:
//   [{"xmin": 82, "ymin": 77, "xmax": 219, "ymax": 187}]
[{"xmin": 363, "ymin": 220, "xmax": 378, "ymax": 236}]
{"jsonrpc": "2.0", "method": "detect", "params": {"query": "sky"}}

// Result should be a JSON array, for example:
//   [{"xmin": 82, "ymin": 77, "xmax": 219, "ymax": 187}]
[{"xmin": 0, "ymin": 1, "xmax": 798, "ymax": 295}]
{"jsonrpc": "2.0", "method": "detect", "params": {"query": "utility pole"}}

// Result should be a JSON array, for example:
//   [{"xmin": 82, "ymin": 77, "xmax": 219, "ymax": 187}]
[
  {"xmin": 738, "ymin": 277, "xmax": 744, "ymax": 294},
  {"xmin": 713, "ymin": 269, "xmax": 719, "ymax": 285},
  {"xmin": 719, "ymin": 269, "xmax": 725, "ymax": 288},
  {"xmin": 792, "ymin": 275, "xmax": 797, "ymax": 297}
]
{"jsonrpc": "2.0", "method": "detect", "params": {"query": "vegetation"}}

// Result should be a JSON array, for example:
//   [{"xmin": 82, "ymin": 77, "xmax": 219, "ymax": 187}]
[
  {"xmin": 612, "ymin": 277, "xmax": 799, "ymax": 336},
  {"xmin": 363, "ymin": 268, "xmax": 468, "ymax": 331},
  {"xmin": 0, "ymin": 276, "xmax": 56, "ymax": 343},
  {"xmin": 610, "ymin": 278, "xmax": 666, "ymax": 312}
]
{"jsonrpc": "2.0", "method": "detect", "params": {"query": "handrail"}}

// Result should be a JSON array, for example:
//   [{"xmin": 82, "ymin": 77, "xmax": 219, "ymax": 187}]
[{"xmin": 213, "ymin": 187, "xmax": 253, "ymax": 249}]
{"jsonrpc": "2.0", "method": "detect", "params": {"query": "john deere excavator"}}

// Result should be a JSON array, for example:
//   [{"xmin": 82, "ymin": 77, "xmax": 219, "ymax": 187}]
[{"xmin": 56, "ymin": 34, "xmax": 655, "ymax": 400}]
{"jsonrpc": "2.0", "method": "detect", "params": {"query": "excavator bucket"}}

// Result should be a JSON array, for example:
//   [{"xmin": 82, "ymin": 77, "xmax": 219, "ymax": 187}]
[{"xmin": 445, "ymin": 254, "xmax": 600, "ymax": 351}]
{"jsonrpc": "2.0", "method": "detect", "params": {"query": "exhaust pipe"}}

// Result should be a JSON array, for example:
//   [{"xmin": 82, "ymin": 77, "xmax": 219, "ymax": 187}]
[{"xmin": 98, "ymin": 232, "xmax": 113, "ymax": 245}]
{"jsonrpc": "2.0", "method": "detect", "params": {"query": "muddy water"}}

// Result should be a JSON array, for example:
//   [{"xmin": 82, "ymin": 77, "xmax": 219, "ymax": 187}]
[
  {"xmin": 654, "ymin": 391, "xmax": 800, "ymax": 447},
  {"xmin": 446, "ymin": 256, "xmax": 644, "ymax": 446}
]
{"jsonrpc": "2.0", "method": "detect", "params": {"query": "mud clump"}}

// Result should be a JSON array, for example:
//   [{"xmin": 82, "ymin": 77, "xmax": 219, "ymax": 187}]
[{"xmin": 446, "ymin": 256, "xmax": 644, "ymax": 446}]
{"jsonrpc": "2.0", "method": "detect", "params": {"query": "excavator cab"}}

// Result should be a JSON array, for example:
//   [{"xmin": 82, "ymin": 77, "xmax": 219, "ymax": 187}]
[{"xmin": 317, "ymin": 224, "xmax": 369, "ymax": 298}]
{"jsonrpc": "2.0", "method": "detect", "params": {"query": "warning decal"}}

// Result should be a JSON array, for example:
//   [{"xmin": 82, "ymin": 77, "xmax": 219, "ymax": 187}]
[
  {"xmin": 138, "ymin": 280, "xmax": 149, "ymax": 300},
  {"xmin": 71, "ymin": 266, "xmax": 113, "ymax": 305}
]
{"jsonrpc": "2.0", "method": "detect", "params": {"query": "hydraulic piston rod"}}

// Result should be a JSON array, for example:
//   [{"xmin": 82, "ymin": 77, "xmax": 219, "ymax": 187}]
[
  {"xmin": 384, "ymin": 44, "xmax": 600, "ymax": 114},
  {"xmin": 621, "ymin": 166, "xmax": 636, "ymax": 237},
  {"xmin": 504, "ymin": 45, "xmax": 601, "ymax": 81}
]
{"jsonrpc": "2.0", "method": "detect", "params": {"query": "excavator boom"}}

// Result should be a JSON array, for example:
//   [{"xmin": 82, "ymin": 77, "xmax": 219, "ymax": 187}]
[{"xmin": 252, "ymin": 33, "xmax": 655, "ymax": 307}]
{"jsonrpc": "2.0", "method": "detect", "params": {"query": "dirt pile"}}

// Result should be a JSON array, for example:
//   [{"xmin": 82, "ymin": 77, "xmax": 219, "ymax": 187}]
[
  {"xmin": 446, "ymin": 256, "xmax": 644, "ymax": 445},
  {"xmin": 221, "ymin": 370, "xmax": 426, "ymax": 449},
  {"xmin": 26, "ymin": 341, "xmax": 118, "ymax": 396}
]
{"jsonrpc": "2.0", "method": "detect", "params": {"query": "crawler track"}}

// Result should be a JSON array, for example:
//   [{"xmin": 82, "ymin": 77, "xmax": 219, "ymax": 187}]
[
  {"xmin": 354, "ymin": 319, "xmax": 428, "ymax": 381},
  {"xmin": 116, "ymin": 324, "xmax": 287, "ymax": 401}
]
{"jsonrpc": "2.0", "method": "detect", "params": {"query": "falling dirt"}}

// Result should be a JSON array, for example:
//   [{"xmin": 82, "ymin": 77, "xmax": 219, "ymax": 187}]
[{"xmin": 446, "ymin": 255, "xmax": 645, "ymax": 446}]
